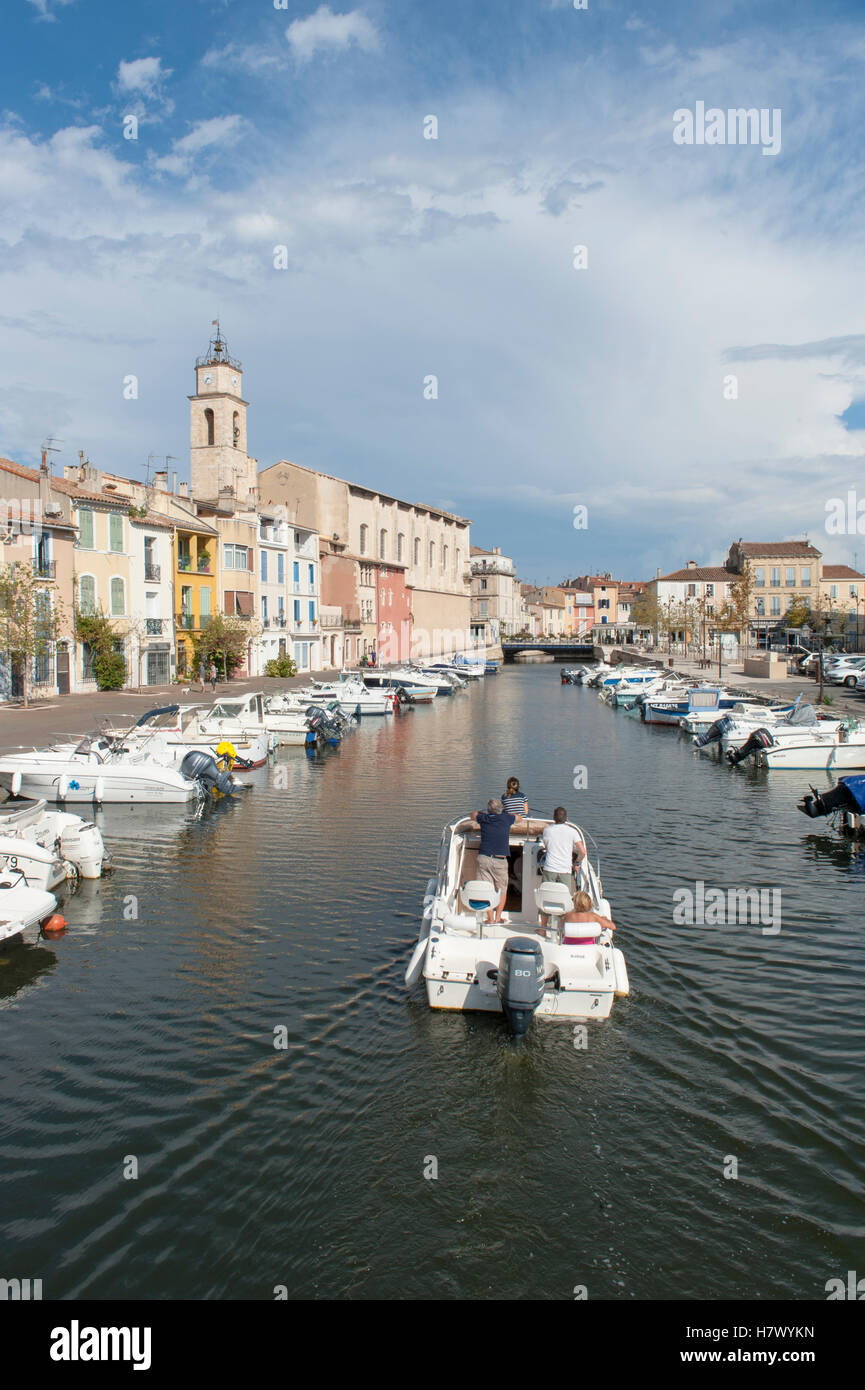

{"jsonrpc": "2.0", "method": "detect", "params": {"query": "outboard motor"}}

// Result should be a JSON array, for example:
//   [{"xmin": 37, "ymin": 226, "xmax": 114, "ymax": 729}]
[
  {"xmin": 799, "ymin": 775, "xmax": 865, "ymax": 819},
  {"xmin": 496, "ymin": 936, "xmax": 546, "ymax": 1037},
  {"xmin": 305, "ymin": 705, "xmax": 342, "ymax": 746},
  {"xmin": 727, "ymin": 727, "xmax": 774, "ymax": 766},
  {"xmin": 179, "ymin": 749, "xmax": 235, "ymax": 796},
  {"xmin": 695, "ymin": 713, "xmax": 731, "ymax": 748}
]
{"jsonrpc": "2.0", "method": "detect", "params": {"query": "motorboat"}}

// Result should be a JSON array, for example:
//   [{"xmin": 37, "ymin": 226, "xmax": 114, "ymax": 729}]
[
  {"xmin": 697, "ymin": 703, "xmax": 842, "ymax": 761},
  {"xmin": 263, "ymin": 695, "xmax": 352, "ymax": 745},
  {"xmin": 561, "ymin": 667, "xmax": 589, "ymax": 685},
  {"xmin": 681, "ymin": 698, "xmax": 797, "ymax": 736},
  {"xmin": 109, "ymin": 704, "xmax": 271, "ymax": 766},
  {"xmin": 642, "ymin": 685, "xmax": 738, "ymax": 726},
  {"xmin": 735, "ymin": 720, "xmax": 865, "ymax": 771},
  {"xmin": 295, "ymin": 678, "xmax": 393, "ymax": 716},
  {"xmin": 0, "ymin": 799, "xmax": 106, "ymax": 890},
  {"xmin": 798, "ymin": 775, "xmax": 865, "ymax": 831},
  {"xmin": 0, "ymin": 871, "xmax": 62, "ymax": 949},
  {"xmin": 0, "ymin": 736, "xmax": 239, "ymax": 804},
  {"xmin": 426, "ymin": 661, "xmax": 484, "ymax": 681},
  {"xmin": 694, "ymin": 701, "xmax": 840, "ymax": 759},
  {"xmin": 612, "ymin": 674, "xmax": 684, "ymax": 709},
  {"xmin": 405, "ymin": 814, "xmax": 629, "ymax": 1034}
]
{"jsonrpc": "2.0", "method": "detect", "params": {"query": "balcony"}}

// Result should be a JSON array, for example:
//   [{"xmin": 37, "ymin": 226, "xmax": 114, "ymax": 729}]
[
  {"xmin": 178, "ymin": 556, "xmax": 192, "ymax": 572},
  {"xmin": 320, "ymin": 613, "xmax": 342, "ymax": 629},
  {"xmin": 197, "ymin": 557, "xmax": 212, "ymax": 574},
  {"xmin": 178, "ymin": 613, "xmax": 195, "ymax": 630},
  {"xmin": 33, "ymin": 559, "xmax": 55, "ymax": 578},
  {"xmin": 145, "ymin": 618, "xmax": 164, "ymax": 635},
  {"xmin": 145, "ymin": 563, "xmax": 161, "ymax": 582}
]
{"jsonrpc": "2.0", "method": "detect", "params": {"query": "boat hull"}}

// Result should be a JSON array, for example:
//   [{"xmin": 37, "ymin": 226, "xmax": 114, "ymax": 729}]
[{"xmin": 0, "ymin": 767, "xmax": 195, "ymax": 804}]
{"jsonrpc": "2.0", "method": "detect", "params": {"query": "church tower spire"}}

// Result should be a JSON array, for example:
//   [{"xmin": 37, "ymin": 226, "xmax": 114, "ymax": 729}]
[{"xmin": 189, "ymin": 322, "xmax": 256, "ymax": 505}]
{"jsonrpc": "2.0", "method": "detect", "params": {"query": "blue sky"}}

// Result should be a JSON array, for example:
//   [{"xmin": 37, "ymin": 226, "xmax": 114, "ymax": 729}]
[{"xmin": 3, "ymin": 0, "xmax": 865, "ymax": 582}]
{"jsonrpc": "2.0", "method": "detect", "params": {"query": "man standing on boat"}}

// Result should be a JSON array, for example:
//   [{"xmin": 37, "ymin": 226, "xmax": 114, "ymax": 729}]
[
  {"xmin": 469, "ymin": 798, "xmax": 526, "ymax": 924},
  {"xmin": 541, "ymin": 806, "xmax": 585, "ymax": 892}
]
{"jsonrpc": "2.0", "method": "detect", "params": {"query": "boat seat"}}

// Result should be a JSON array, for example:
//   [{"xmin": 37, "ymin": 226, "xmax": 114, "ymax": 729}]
[{"xmin": 535, "ymin": 881, "xmax": 573, "ymax": 922}]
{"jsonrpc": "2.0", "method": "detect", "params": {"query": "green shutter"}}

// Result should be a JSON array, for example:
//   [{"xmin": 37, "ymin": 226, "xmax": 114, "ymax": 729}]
[
  {"xmin": 109, "ymin": 514, "xmax": 123, "ymax": 552},
  {"xmin": 78, "ymin": 509, "xmax": 94, "ymax": 549},
  {"xmin": 79, "ymin": 575, "xmax": 96, "ymax": 614}
]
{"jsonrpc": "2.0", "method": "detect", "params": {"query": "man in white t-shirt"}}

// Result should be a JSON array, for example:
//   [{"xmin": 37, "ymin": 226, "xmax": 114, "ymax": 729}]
[{"xmin": 541, "ymin": 806, "xmax": 585, "ymax": 891}]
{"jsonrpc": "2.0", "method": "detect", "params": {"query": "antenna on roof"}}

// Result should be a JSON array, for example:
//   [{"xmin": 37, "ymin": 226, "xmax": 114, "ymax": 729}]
[{"xmin": 40, "ymin": 436, "xmax": 62, "ymax": 471}]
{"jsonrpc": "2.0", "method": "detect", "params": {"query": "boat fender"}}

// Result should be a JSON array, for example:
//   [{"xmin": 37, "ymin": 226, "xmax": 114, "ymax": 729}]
[
  {"xmin": 405, "ymin": 936, "xmax": 428, "ymax": 987},
  {"xmin": 93, "ymin": 777, "xmax": 105, "ymax": 803},
  {"xmin": 58, "ymin": 775, "xmax": 70, "ymax": 799},
  {"xmin": 42, "ymin": 913, "xmax": 67, "ymax": 936},
  {"xmin": 10, "ymin": 771, "xmax": 22, "ymax": 796}
]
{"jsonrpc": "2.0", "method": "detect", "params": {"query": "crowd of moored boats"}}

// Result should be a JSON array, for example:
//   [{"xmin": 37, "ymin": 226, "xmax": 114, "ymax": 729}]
[
  {"xmin": 563, "ymin": 658, "xmax": 865, "ymax": 834},
  {"xmin": 0, "ymin": 655, "xmax": 495, "ymax": 951}
]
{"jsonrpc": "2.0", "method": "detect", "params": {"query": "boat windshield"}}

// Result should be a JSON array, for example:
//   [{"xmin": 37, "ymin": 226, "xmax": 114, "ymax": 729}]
[{"xmin": 209, "ymin": 702, "xmax": 244, "ymax": 718}]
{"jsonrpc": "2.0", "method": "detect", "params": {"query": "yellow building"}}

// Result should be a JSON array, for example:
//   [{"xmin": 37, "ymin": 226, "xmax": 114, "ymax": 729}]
[{"xmin": 173, "ymin": 513, "xmax": 219, "ymax": 678}]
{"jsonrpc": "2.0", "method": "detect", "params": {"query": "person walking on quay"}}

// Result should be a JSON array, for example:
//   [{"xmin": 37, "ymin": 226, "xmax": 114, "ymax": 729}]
[
  {"xmin": 502, "ymin": 776, "xmax": 529, "ymax": 816},
  {"xmin": 198, "ymin": 659, "xmax": 207, "ymax": 694},
  {"xmin": 209, "ymin": 661, "xmax": 218, "ymax": 692},
  {"xmin": 469, "ymin": 798, "xmax": 526, "ymax": 924}
]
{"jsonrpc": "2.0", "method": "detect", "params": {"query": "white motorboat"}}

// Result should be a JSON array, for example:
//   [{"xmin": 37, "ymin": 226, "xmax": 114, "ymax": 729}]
[
  {"xmin": 750, "ymin": 723, "xmax": 865, "ymax": 771},
  {"xmin": 426, "ymin": 661, "xmax": 484, "ymax": 681},
  {"xmin": 0, "ymin": 871, "xmax": 61, "ymax": 948},
  {"xmin": 263, "ymin": 694, "xmax": 352, "ymax": 745},
  {"xmin": 109, "ymin": 704, "xmax": 271, "ymax": 766},
  {"xmin": 361, "ymin": 665, "xmax": 461, "ymax": 694},
  {"xmin": 0, "ymin": 799, "xmax": 106, "ymax": 890},
  {"xmin": 405, "ymin": 814, "xmax": 629, "ymax": 1033},
  {"xmin": 696, "ymin": 702, "xmax": 842, "ymax": 760},
  {"xmin": 681, "ymin": 698, "xmax": 794, "ymax": 735},
  {"xmin": 0, "ymin": 736, "xmax": 214, "ymax": 804},
  {"xmin": 295, "ymin": 678, "xmax": 393, "ymax": 716}
]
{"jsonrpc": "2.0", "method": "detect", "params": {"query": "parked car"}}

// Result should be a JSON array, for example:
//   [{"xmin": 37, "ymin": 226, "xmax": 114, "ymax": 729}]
[{"xmin": 827, "ymin": 657, "xmax": 865, "ymax": 687}]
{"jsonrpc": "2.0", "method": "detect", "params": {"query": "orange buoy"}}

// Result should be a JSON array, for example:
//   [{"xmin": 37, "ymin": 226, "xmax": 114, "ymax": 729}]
[{"xmin": 41, "ymin": 914, "xmax": 67, "ymax": 936}]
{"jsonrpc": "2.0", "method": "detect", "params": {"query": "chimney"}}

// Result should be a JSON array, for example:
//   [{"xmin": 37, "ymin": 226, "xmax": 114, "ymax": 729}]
[
  {"xmin": 154, "ymin": 470, "xmax": 168, "ymax": 491},
  {"xmin": 687, "ymin": 560, "xmax": 697, "ymax": 568},
  {"xmin": 656, "ymin": 567, "xmax": 661, "ymax": 579},
  {"xmin": 177, "ymin": 481, "xmax": 188, "ymax": 498},
  {"xmin": 172, "ymin": 471, "xmax": 178, "ymax": 494}
]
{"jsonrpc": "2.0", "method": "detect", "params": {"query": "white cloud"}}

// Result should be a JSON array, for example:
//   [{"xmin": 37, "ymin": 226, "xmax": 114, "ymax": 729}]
[
  {"xmin": 201, "ymin": 43, "xmax": 284, "ymax": 74},
  {"xmin": 116, "ymin": 57, "xmax": 170, "ymax": 96},
  {"xmin": 286, "ymin": 6, "xmax": 379, "ymax": 62},
  {"xmin": 151, "ymin": 115, "xmax": 245, "ymax": 176},
  {"xmin": 27, "ymin": 0, "xmax": 76, "ymax": 21}
]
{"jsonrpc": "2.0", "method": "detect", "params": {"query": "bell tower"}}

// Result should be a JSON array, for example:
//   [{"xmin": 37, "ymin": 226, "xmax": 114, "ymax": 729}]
[{"xmin": 189, "ymin": 321, "xmax": 257, "ymax": 504}]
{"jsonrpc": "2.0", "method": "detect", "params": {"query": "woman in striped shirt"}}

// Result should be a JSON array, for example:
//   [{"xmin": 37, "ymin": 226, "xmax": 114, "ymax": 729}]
[{"xmin": 502, "ymin": 777, "xmax": 528, "ymax": 815}]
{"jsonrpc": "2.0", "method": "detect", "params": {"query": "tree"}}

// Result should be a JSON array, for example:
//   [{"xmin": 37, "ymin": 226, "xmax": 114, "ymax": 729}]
[
  {"xmin": 194, "ymin": 613, "xmax": 256, "ymax": 680},
  {"xmin": 0, "ymin": 561, "xmax": 64, "ymax": 707},
  {"xmin": 75, "ymin": 609, "xmax": 127, "ymax": 690},
  {"xmin": 784, "ymin": 597, "xmax": 812, "ymax": 629},
  {"xmin": 715, "ymin": 568, "xmax": 753, "ymax": 646},
  {"xmin": 631, "ymin": 589, "xmax": 662, "ymax": 640}
]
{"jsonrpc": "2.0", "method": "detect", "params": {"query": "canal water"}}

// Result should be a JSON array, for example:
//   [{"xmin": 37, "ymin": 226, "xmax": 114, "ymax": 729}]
[{"xmin": 1, "ymin": 665, "xmax": 863, "ymax": 1300}]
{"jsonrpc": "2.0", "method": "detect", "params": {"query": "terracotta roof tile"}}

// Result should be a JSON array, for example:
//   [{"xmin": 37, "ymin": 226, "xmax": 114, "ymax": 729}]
[
  {"xmin": 738, "ymin": 541, "xmax": 822, "ymax": 558},
  {"xmin": 822, "ymin": 564, "xmax": 865, "ymax": 580}
]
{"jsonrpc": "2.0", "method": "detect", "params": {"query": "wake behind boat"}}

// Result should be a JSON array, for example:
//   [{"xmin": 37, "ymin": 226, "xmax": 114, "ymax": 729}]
[{"xmin": 405, "ymin": 814, "xmax": 629, "ymax": 1034}]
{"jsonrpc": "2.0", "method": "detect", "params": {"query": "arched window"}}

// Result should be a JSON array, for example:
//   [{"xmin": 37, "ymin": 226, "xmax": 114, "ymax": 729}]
[
  {"xmin": 413, "ymin": 537, "xmax": 420, "ymax": 566},
  {"xmin": 455, "ymin": 548, "xmax": 461, "ymax": 576},
  {"xmin": 232, "ymin": 411, "xmax": 240, "ymax": 448},
  {"xmin": 204, "ymin": 408, "xmax": 215, "ymax": 446},
  {"xmin": 429, "ymin": 541, "xmax": 435, "ymax": 570},
  {"xmin": 442, "ymin": 544, "xmax": 448, "ymax": 573},
  {"xmin": 110, "ymin": 576, "xmax": 125, "ymax": 617},
  {"xmin": 359, "ymin": 524, "xmax": 368, "ymax": 555},
  {"xmin": 379, "ymin": 529, "xmax": 387, "ymax": 560},
  {"xmin": 79, "ymin": 574, "xmax": 96, "ymax": 615},
  {"xmin": 397, "ymin": 533, "xmax": 405, "ymax": 563}
]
